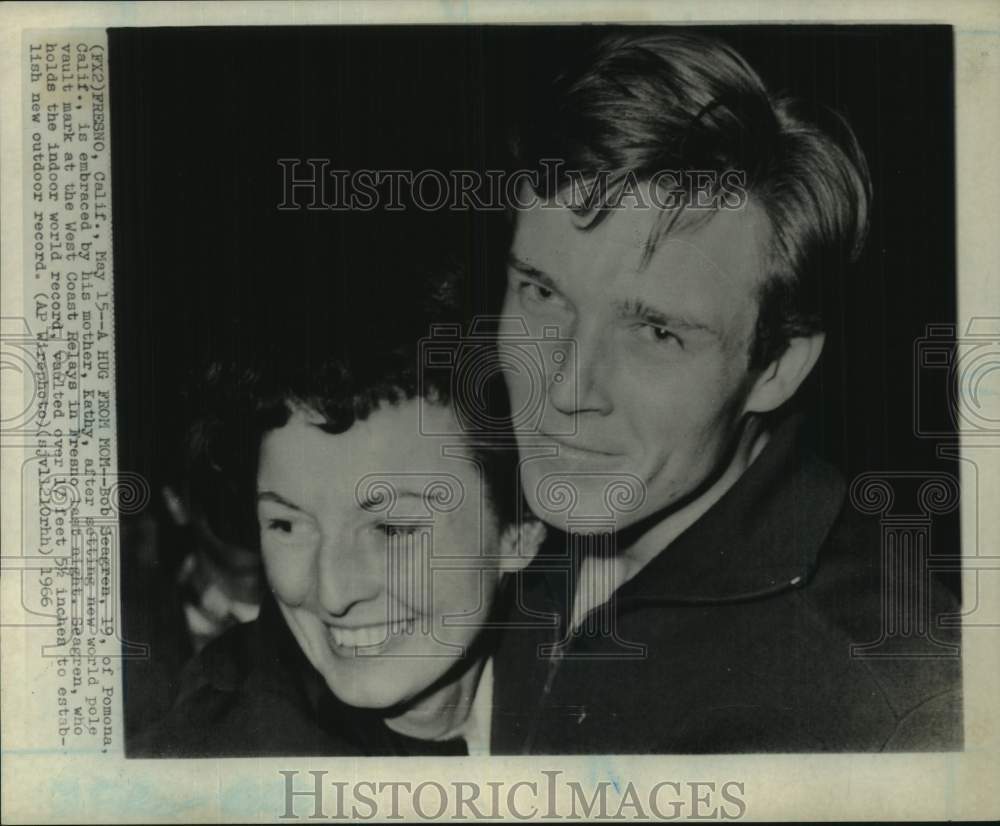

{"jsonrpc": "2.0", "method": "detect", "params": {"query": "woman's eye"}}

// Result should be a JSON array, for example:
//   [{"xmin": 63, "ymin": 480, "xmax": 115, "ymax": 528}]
[
  {"xmin": 261, "ymin": 516, "xmax": 317, "ymax": 544},
  {"xmin": 266, "ymin": 518, "xmax": 294, "ymax": 534},
  {"xmin": 380, "ymin": 524, "xmax": 419, "ymax": 539}
]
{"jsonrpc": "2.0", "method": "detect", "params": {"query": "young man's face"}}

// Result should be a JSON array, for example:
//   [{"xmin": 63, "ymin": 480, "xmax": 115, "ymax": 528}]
[
  {"xmin": 256, "ymin": 400, "xmax": 528, "ymax": 710},
  {"xmin": 500, "ymin": 190, "xmax": 771, "ymax": 531}
]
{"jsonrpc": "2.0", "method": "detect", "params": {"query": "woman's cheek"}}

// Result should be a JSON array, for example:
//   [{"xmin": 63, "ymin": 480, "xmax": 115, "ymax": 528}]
[{"xmin": 262, "ymin": 547, "xmax": 314, "ymax": 606}]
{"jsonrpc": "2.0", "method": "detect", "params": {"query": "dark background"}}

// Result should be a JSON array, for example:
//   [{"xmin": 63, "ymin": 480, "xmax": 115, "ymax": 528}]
[{"xmin": 108, "ymin": 25, "xmax": 959, "ymax": 570}]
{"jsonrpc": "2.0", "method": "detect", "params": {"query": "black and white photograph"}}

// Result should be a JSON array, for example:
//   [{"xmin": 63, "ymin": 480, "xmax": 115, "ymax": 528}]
[
  {"xmin": 111, "ymin": 22, "xmax": 965, "ymax": 756},
  {"xmin": 2, "ymin": 3, "xmax": 998, "ymax": 823}
]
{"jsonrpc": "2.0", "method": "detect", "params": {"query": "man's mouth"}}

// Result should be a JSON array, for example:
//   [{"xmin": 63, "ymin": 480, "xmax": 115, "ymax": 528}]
[
  {"xmin": 539, "ymin": 433, "xmax": 619, "ymax": 459},
  {"xmin": 326, "ymin": 619, "xmax": 416, "ymax": 649}
]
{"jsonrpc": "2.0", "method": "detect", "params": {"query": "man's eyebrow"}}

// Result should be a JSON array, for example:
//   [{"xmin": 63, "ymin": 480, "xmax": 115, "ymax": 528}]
[
  {"xmin": 358, "ymin": 489, "xmax": 427, "ymax": 512},
  {"xmin": 616, "ymin": 297, "xmax": 718, "ymax": 338},
  {"xmin": 507, "ymin": 255, "xmax": 561, "ymax": 292},
  {"xmin": 257, "ymin": 490, "xmax": 305, "ymax": 511}
]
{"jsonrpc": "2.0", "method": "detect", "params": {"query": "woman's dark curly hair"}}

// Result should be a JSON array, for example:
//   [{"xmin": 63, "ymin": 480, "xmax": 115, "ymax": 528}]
[{"xmin": 183, "ymin": 263, "xmax": 520, "ymax": 551}]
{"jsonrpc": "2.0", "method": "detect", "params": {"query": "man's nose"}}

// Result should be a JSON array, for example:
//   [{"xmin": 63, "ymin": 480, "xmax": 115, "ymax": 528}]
[
  {"xmin": 547, "ymin": 319, "xmax": 612, "ymax": 416},
  {"xmin": 315, "ymin": 535, "xmax": 382, "ymax": 618}
]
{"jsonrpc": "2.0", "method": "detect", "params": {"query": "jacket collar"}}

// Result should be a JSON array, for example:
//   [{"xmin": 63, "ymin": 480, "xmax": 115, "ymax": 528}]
[
  {"xmin": 613, "ymin": 412, "xmax": 846, "ymax": 605},
  {"xmin": 524, "ymin": 413, "xmax": 846, "ymax": 613}
]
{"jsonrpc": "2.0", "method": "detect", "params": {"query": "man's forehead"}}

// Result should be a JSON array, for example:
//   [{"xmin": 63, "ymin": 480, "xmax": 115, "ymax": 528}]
[{"xmin": 514, "ymin": 195, "xmax": 768, "ymax": 281}]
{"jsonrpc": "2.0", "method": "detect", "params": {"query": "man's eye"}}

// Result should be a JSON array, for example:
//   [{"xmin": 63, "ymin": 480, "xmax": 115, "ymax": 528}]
[
  {"xmin": 518, "ymin": 280, "xmax": 557, "ymax": 304},
  {"xmin": 637, "ymin": 323, "xmax": 681, "ymax": 347}
]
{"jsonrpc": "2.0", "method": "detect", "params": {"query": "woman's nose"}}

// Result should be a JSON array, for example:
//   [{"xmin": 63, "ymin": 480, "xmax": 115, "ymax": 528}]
[{"xmin": 315, "ymin": 534, "xmax": 384, "ymax": 618}]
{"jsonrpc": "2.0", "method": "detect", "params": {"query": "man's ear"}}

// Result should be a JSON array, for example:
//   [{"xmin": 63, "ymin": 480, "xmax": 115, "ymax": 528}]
[
  {"xmin": 497, "ymin": 519, "xmax": 547, "ymax": 574},
  {"xmin": 744, "ymin": 332, "xmax": 825, "ymax": 415}
]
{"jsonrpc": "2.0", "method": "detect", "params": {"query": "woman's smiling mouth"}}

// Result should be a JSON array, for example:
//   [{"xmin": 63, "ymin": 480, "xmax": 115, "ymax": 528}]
[{"xmin": 326, "ymin": 618, "xmax": 417, "ymax": 649}]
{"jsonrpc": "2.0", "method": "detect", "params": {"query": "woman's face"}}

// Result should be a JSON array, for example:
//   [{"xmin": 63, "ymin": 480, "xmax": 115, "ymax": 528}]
[{"xmin": 256, "ymin": 400, "xmax": 535, "ymax": 711}]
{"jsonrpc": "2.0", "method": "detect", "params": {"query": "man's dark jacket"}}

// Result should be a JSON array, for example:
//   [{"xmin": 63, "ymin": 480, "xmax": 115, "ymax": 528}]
[{"xmin": 489, "ymin": 416, "xmax": 963, "ymax": 754}]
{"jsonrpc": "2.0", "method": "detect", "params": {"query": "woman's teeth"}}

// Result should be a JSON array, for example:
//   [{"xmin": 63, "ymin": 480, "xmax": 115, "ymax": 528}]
[{"xmin": 327, "ymin": 619, "xmax": 415, "ymax": 649}]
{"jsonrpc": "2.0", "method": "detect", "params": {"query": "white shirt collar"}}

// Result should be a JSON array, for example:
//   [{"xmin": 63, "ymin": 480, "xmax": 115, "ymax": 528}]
[{"xmin": 455, "ymin": 657, "xmax": 493, "ymax": 756}]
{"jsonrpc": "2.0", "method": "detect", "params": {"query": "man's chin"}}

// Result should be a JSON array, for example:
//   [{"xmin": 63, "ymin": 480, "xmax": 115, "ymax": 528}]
[
  {"xmin": 523, "ymin": 469, "xmax": 648, "ymax": 530},
  {"xmin": 528, "ymin": 478, "xmax": 643, "ymax": 533}
]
